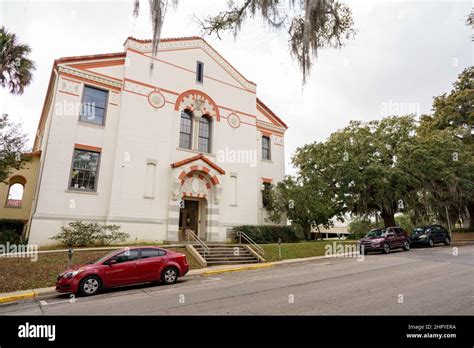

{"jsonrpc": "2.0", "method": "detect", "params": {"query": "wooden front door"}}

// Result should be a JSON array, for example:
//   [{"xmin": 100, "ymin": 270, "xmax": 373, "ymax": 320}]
[{"xmin": 179, "ymin": 200, "xmax": 199, "ymax": 241}]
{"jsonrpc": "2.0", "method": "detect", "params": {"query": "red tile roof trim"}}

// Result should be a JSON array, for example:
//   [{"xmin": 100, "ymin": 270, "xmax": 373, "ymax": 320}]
[{"xmin": 171, "ymin": 154, "xmax": 225, "ymax": 175}]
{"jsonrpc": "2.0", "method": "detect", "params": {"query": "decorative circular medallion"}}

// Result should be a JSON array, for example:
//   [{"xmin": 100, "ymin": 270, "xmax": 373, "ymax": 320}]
[
  {"xmin": 148, "ymin": 91, "xmax": 165, "ymax": 109},
  {"xmin": 227, "ymin": 112, "xmax": 241, "ymax": 129},
  {"xmin": 191, "ymin": 178, "xmax": 200, "ymax": 193}
]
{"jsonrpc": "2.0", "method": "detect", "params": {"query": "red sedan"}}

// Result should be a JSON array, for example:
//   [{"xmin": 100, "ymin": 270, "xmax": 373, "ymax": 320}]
[{"xmin": 56, "ymin": 247, "xmax": 189, "ymax": 296}]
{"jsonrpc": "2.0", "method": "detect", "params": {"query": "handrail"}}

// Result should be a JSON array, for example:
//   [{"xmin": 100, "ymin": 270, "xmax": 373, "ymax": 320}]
[
  {"xmin": 236, "ymin": 231, "xmax": 264, "ymax": 256},
  {"xmin": 186, "ymin": 229, "xmax": 210, "ymax": 255}
]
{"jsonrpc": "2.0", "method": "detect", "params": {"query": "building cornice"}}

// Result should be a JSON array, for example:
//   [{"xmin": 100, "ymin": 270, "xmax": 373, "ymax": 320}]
[
  {"xmin": 256, "ymin": 120, "xmax": 285, "ymax": 135},
  {"xmin": 124, "ymin": 37, "xmax": 257, "ymax": 93},
  {"xmin": 57, "ymin": 66, "xmax": 122, "ymax": 90}
]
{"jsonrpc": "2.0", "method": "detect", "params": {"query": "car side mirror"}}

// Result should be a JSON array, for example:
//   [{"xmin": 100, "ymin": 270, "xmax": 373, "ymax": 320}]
[{"xmin": 107, "ymin": 259, "xmax": 117, "ymax": 266}]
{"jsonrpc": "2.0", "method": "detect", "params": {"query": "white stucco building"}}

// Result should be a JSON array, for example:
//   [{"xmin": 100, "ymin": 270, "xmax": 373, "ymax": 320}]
[{"xmin": 26, "ymin": 36, "xmax": 287, "ymax": 246}]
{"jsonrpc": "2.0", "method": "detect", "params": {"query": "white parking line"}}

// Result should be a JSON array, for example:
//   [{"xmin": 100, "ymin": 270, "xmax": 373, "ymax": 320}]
[{"xmin": 201, "ymin": 277, "xmax": 222, "ymax": 283}]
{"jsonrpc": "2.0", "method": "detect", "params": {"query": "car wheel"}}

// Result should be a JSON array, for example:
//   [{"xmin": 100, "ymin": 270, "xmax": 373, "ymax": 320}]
[
  {"xmin": 79, "ymin": 275, "xmax": 101, "ymax": 296},
  {"xmin": 428, "ymin": 238, "xmax": 434, "ymax": 247},
  {"xmin": 444, "ymin": 236, "xmax": 451, "ymax": 246},
  {"xmin": 403, "ymin": 240, "xmax": 410, "ymax": 251},
  {"xmin": 382, "ymin": 243, "xmax": 390, "ymax": 254},
  {"xmin": 161, "ymin": 267, "xmax": 178, "ymax": 285}
]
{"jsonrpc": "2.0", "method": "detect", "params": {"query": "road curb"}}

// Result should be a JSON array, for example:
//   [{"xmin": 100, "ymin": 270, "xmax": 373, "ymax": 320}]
[
  {"xmin": 0, "ymin": 291, "xmax": 36, "ymax": 304},
  {"xmin": 200, "ymin": 263, "xmax": 274, "ymax": 276},
  {"xmin": 0, "ymin": 287, "xmax": 57, "ymax": 304}
]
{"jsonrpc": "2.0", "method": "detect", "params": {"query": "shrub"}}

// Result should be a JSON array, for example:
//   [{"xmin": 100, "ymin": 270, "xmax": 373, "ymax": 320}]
[
  {"xmin": 51, "ymin": 221, "xmax": 129, "ymax": 247},
  {"xmin": 0, "ymin": 220, "xmax": 25, "ymax": 235},
  {"xmin": 346, "ymin": 217, "xmax": 383, "ymax": 240},
  {"xmin": 0, "ymin": 228, "xmax": 26, "ymax": 245},
  {"xmin": 231, "ymin": 225, "xmax": 301, "ymax": 244},
  {"xmin": 95, "ymin": 224, "xmax": 130, "ymax": 246}
]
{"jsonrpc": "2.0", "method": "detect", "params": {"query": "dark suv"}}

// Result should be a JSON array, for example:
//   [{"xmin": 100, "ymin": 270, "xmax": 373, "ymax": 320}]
[
  {"xmin": 410, "ymin": 225, "xmax": 451, "ymax": 247},
  {"xmin": 358, "ymin": 226, "xmax": 410, "ymax": 254}
]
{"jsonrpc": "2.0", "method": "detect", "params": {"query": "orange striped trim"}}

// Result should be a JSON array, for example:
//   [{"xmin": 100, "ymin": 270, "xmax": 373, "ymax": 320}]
[
  {"xmin": 218, "ymin": 105, "xmax": 257, "ymax": 119},
  {"xmin": 70, "ymin": 59, "xmax": 125, "ymax": 70},
  {"xmin": 59, "ymin": 90, "xmax": 80, "ymax": 97},
  {"xmin": 262, "ymin": 178, "xmax": 273, "ymax": 184},
  {"xmin": 124, "ymin": 78, "xmax": 179, "ymax": 96},
  {"xmin": 171, "ymin": 154, "xmax": 225, "ymax": 175},
  {"xmin": 257, "ymin": 104, "xmax": 283, "ymax": 128},
  {"xmin": 174, "ymin": 90, "xmax": 220, "ymax": 121},
  {"xmin": 125, "ymin": 36, "xmax": 257, "ymax": 86},
  {"xmin": 60, "ymin": 76, "xmax": 82, "ymax": 85},
  {"xmin": 257, "ymin": 127, "xmax": 284, "ymax": 137},
  {"xmin": 59, "ymin": 72, "xmax": 121, "ymax": 92},
  {"xmin": 55, "ymin": 52, "xmax": 126, "ymax": 64},
  {"xmin": 73, "ymin": 68, "xmax": 123, "ymax": 83},
  {"xmin": 75, "ymin": 143, "xmax": 102, "ymax": 152},
  {"xmin": 128, "ymin": 48, "xmax": 255, "ymax": 94},
  {"xmin": 257, "ymin": 98, "xmax": 287, "ymax": 129}
]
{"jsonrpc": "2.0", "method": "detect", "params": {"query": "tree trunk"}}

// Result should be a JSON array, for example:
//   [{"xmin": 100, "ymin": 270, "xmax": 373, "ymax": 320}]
[
  {"xmin": 381, "ymin": 208, "xmax": 396, "ymax": 228},
  {"xmin": 302, "ymin": 225, "xmax": 312, "ymax": 241},
  {"xmin": 468, "ymin": 203, "xmax": 474, "ymax": 230}
]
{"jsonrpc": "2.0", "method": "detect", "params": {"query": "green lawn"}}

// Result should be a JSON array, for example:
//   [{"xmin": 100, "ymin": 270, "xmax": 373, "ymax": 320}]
[{"xmin": 260, "ymin": 240, "xmax": 357, "ymax": 262}]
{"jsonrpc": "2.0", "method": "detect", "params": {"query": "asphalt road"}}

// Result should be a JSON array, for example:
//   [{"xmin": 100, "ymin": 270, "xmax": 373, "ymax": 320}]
[{"xmin": 1, "ymin": 244, "xmax": 473, "ymax": 315}]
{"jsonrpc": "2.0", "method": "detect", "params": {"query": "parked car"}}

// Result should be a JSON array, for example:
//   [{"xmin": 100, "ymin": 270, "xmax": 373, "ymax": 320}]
[
  {"xmin": 358, "ymin": 226, "xmax": 410, "ymax": 254},
  {"xmin": 56, "ymin": 247, "xmax": 189, "ymax": 296},
  {"xmin": 409, "ymin": 225, "xmax": 451, "ymax": 247}
]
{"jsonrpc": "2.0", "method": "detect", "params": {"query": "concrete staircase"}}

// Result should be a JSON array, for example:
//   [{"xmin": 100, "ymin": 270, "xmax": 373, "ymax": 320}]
[{"xmin": 192, "ymin": 244, "xmax": 261, "ymax": 266}]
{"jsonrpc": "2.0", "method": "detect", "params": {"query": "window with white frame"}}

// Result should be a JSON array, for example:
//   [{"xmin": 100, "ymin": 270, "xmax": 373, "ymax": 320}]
[
  {"xmin": 198, "ymin": 115, "xmax": 211, "ymax": 153},
  {"xmin": 69, "ymin": 149, "xmax": 101, "ymax": 191},
  {"xmin": 179, "ymin": 110, "xmax": 193, "ymax": 149}
]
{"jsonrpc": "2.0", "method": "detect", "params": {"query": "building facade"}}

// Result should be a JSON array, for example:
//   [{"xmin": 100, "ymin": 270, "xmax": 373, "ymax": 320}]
[{"xmin": 25, "ymin": 37, "xmax": 287, "ymax": 246}]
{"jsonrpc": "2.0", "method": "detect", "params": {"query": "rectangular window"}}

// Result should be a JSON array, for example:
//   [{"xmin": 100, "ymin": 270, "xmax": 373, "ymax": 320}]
[
  {"xmin": 262, "ymin": 182, "xmax": 272, "ymax": 208},
  {"xmin": 262, "ymin": 136, "xmax": 271, "ymax": 160},
  {"xmin": 198, "ymin": 117, "xmax": 211, "ymax": 153},
  {"xmin": 80, "ymin": 86, "xmax": 108, "ymax": 126},
  {"xmin": 196, "ymin": 61, "xmax": 204, "ymax": 83},
  {"xmin": 69, "ymin": 148, "xmax": 101, "ymax": 191},
  {"xmin": 179, "ymin": 111, "xmax": 193, "ymax": 149}
]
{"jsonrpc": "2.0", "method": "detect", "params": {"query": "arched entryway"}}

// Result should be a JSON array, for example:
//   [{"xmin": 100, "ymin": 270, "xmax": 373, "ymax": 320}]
[{"xmin": 168, "ymin": 154, "xmax": 225, "ymax": 242}]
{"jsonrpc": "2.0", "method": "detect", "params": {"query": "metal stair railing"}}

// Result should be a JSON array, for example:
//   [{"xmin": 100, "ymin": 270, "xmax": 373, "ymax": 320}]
[
  {"xmin": 186, "ymin": 229, "xmax": 210, "ymax": 255},
  {"xmin": 236, "ymin": 231, "xmax": 265, "ymax": 257}
]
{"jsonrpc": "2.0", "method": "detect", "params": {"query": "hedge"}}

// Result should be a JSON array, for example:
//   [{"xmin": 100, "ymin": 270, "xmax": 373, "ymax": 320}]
[
  {"xmin": 0, "ymin": 220, "xmax": 25, "ymax": 235},
  {"xmin": 0, "ymin": 220, "xmax": 26, "ymax": 244},
  {"xmin": 231, "ymin": 225, "xmax": 302, "ymax": 244}
]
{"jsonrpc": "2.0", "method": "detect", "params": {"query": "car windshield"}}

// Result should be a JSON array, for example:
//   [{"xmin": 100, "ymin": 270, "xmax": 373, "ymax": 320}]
[
  {"xmin": 90, "ymin": 249, "xmax": 122, "ymax": 264},
  {"xmin": 412, "ymin": 228, "xmax": 427, "ymax": 235},
  {"xmin": 365, "ymin": 229, "xmax": 386, "ymax": 238}
]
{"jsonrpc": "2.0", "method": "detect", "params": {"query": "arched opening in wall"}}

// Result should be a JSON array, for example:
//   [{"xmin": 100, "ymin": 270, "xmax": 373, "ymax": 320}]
[
  {"xmin": 179, "ymin": 109, "xmax": 193, "ymax": 150},
  {"xmin": 198, "ymin": 115, "xmax": 212, "ymax": 153},
  {"xmin": 6, "ymin": 176, "xmax": 26, "ymax": 208}
]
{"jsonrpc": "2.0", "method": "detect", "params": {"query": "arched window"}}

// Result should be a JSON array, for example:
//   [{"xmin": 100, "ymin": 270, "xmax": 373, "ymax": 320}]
[
  {"xmin": 6, "ymin": 176, "xmax": 26, "ymax": 208},
  {"xmin": 198, "ymin": 115, "xmax": 211, "ymax": 153},
  {"xmin": 179, "ymin": 110, "xmax": 193, "ymax": 149}
]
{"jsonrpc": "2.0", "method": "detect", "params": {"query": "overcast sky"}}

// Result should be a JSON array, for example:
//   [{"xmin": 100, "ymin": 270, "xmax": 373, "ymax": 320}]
[{"xmin": 1, "ymin": 0, "xmax": 472, "ymax": 174}]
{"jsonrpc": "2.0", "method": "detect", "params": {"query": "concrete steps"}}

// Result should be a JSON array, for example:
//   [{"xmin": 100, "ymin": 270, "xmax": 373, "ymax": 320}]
[{"xmin": 193, "ymin": 244, "xmax": 260, "ymax": 266}]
